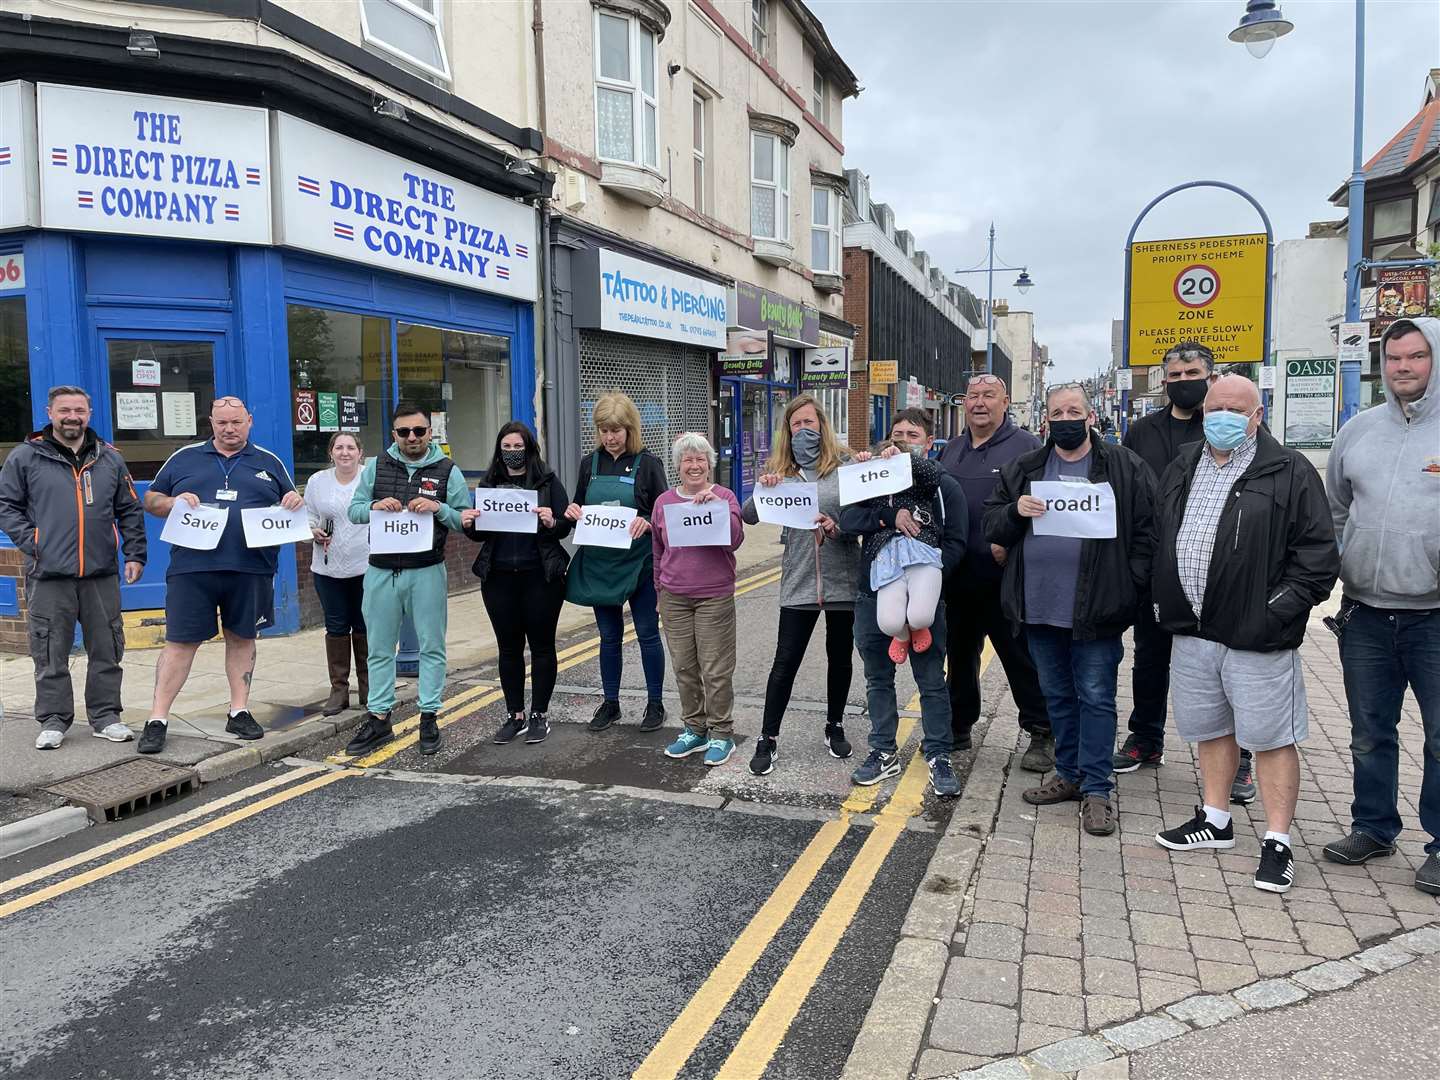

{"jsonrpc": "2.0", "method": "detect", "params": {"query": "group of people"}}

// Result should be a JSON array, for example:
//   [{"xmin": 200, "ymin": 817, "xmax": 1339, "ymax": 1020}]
[{"xmin": 1, "ymin": 318, "xmax": 1435, "ymax": 898}]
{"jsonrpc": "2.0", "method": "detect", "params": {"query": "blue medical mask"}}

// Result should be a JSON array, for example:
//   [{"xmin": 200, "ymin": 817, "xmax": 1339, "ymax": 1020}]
[
  {"xmin": 1203, "ymin": 408, "xmax": 1256, "ymax": 450},
  {"xmin": 791, "ymin": 427, "xmax": 821, "ymax": 466}
]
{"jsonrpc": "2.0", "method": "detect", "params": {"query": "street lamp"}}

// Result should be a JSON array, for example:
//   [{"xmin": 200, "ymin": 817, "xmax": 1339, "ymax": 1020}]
[
  {"xmin": 952, "ymin": 223, "xmax": 1035, "ymax": 374},
  {"xmin": 1228, "ymin": 0, "xmax": 1293, "ymax": 58}
]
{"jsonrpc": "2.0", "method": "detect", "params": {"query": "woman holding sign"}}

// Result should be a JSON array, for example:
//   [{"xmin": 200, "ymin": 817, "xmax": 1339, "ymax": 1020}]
[
  {"xmin": 740, "ymin": 394, "xmax": 859, "ymax": 776},
  {"xmin": 464, "ymin": 422, "xmax": 573, "ymax": 746},
  {"xmin": 564, "ymin": 392, "xmax": 670, "ymax": 734},
  {"xmin": 305, "ymin": 433, "xmax": 371, "ymax": 716},
  {"xmin": 651, "ymin": 433, "xmax": 744, "ymax": 766}
]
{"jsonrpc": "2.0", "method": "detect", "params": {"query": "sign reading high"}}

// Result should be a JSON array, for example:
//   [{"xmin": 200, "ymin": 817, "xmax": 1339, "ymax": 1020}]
[{"xmin": 1127, "ymin": 233, "xmax": 1267, "ymax": 366}]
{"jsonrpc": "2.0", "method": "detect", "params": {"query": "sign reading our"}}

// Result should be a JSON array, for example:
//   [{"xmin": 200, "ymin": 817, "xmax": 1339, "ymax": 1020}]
[
  {"xmin": 369, "ymin": 509, "xmax": 435, "ymax": 554},
  {"xmin": 1127, "ymin": 233, "xmax": 1267, "ymax": 366},
  {"xmin": 662, "ymin": 499, "xmax": 731, "ymax": 548},
  {"xmin": 240, "ymin": 505, "xmax": 311, "ymax": 548},
  {"xmin": 751, "ymin": 482, "xmax": 820, "ymax": 530},
  {"xmin": 273, "ymin": 113, "xmax": 537, "ymax": 302},
  {"xmin": 160, "ymin": 501, "xmax": 229, "ymax": 550},
  {"xmin": 473, "ymin": 487, "xmax": 538, "ymax": 533},
  {"xmin": 576, "ymin": 248, "xmax": 728, "ymax": 348},
  {"xmin": 38, "ymin": 83, "xmax": 271, "ymax": 245},
  {"xmin": 838, "ymin": 452, "xmax": 913, "ymax": 506},
  {"xmin": 1030, "ymin": 481, "xmax": 1117, "ymax": 539},
  {"xmin": 573, "ymin": 505, "xmax": 637, "ymax": 548}
]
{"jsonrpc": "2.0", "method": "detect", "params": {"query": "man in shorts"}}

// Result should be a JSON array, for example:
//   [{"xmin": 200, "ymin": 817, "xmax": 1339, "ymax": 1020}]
[
  {"xmin": 1148, "ymin": 376, "xmax": 1338, "ymax": 892},
  {"xmin": 141, "ymin": 397, "xmax": 303, "ymax": 754}
]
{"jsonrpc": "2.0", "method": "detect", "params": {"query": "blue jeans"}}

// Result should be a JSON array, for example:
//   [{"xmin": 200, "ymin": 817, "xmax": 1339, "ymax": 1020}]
[
  {"xmin": 1340, "ymin": 601, "xmax": 1440, "ymax": 854},
  {"xmin": 854, "ymin": 589, "xmax": 952, "ymax": 759},
  {"xmin": 1027, "ymin": 626, "xmax": 1124, "ymax": 797},
  {"xmin": 593, "ymin": 573, "xmax": 666, "ymax": 702}
]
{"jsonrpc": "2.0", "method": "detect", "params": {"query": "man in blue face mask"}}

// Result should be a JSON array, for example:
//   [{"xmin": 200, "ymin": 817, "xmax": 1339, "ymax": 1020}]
[{"xmin": 1149, "ymin": 375, "xmax": 1339, "ymax": 895}]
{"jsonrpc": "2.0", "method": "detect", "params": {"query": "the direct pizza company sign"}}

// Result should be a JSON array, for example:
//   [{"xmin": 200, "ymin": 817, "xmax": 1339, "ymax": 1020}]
[{"xmin": 1127, "ymin": 233, "xmax": 1267, "ymax": 366}]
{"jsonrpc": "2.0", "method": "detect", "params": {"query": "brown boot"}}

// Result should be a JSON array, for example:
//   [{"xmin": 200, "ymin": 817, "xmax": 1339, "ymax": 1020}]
[
  {"xmin": 1023, "ymin": 774, "xmax": 1081, "ymax": 805},
  {"xmin": 322, "ymin": 634, "xmax": 351, "ymax": 716},
  {"xmin": 1082, "ymin": 794, "xmax": 1117, "ymax": 836},
  {"xmin": 352, "ymin": 632, "xmax": 370, "ymax": 712}
]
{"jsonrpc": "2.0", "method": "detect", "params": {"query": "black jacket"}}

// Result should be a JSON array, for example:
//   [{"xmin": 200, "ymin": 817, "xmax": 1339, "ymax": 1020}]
[
  {"xmin": 464, "ymin": 471, "xmax": 573, "ymax": 583},
  {"xmin": 839, "ymin": 472, "xmax": 968, "ymax": 596},
  {"xmin": 1123, "ymin": 405, "xmax": 1205, "ymax": 485},
  {"xmin": 1152, "ymin": 429, "xmax": 1339, "ymax": 652},
  {"xmin": 938, "ymin": 417, "xmax": 1042, "ymax": 585},
  {"xmin": 983, "ymin": 432, "xmax": 1155, "ymax": 641}
]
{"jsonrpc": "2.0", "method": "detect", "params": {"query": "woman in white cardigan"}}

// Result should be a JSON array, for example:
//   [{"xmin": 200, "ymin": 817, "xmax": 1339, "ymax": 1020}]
[{"xmin": 304, "ymin": 432, "xmax": 371, "ymax": 715}]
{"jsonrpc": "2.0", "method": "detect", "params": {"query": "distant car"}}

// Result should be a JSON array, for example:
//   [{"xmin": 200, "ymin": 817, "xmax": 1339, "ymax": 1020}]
[{"xmin": 929, "ymin": 438, "xmax": 948, "ymax": 459}]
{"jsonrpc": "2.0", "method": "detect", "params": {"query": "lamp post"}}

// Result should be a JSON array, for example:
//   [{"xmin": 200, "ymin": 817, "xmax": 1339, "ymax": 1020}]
[{"xmin": 953, "ymin": 223, "xmax": 1034, "ymax": 374}]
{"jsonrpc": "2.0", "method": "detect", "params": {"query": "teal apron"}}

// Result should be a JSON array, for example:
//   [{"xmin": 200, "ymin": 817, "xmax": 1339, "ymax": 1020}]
[{"xmin": 565, "ymin": 451, "xmax": 652, "ymax": 607}]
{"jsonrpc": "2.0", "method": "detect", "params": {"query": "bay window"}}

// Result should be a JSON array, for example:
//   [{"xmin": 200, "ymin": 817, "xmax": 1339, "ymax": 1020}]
[
  {"xmin": 811, "ymin": 187, "xmax": 841, "ymax": 274},
  {"xmin": 751, "ymin": 132, "xmax": 790, "ymax": 241},
  {"xmin": 359, "ymin": 0, "xmax": 450, "ymax": 81},
  {"xmin": 595, "ymin": 10, "xmax": 659, "ymax": 170}
]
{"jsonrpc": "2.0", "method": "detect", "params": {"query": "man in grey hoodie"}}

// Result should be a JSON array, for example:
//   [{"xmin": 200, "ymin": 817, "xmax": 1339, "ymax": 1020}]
[{"xmin": 1322, "ymin": 316, "xmax": 1440, "ymax": 896}]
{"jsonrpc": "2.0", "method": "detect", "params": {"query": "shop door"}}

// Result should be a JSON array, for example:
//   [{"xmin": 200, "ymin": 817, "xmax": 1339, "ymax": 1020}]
[
  {"xmin": 98, "ymin": 334, "xmax": 222, "ymax": 610},
  {"xmin": 716, "ymin": 381, "xmax": 740, "ymax": 496},
  {"xmin": 739, "ymin": 381, "xmax": 770, "ymax": 503}
]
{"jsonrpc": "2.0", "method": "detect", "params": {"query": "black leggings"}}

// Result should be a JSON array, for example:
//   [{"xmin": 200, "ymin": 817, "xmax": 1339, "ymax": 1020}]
[
  {"xmin": 313, "ymin": 573, "xmax": 366, "ymax": 636},
  {"xmin": 761, "ymin": 607, "xmax": 855, "ymax": 737},
  {"xmin": 481, "ymin": 567, "xmax": 566, "ymax": 715}
]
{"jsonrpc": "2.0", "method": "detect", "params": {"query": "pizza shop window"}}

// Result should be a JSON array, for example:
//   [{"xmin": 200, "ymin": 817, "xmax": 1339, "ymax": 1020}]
[
  {"xmin": 287, "ymin": 305, "xmax": 391, "ymax": 485},
  {"xmin": 395, "ymin": 322, "xmax": 510, "ymax": 476},
  {"xmin": 0, "ymin": 295, "xmax": 31, "ymax": 465}
]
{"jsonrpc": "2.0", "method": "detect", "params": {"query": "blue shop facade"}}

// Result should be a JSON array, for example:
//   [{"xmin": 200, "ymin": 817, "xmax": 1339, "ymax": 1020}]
[{"xmin": 0, "ymin": 80, "xmax": 541, "ymax": 639}]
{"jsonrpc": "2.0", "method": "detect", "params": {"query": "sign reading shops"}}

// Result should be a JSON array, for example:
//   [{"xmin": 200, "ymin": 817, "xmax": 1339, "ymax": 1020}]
[
  {"xmin": 572, "ymin": 247, "xmax": 728, "ymax": 348},
  {"xmin": 37, "ymin": 84, "xmax": 271, "ymax": 245},
  {"xmin": 735, "ymin": 282, "xmax": 819, "ymax": 345},
  {"xmin": 273, "ymin": 113, "xmax": 538, "ymax": 303},
  {"xmin": 1126, "ymin": 233, "xmax": 1267, "ymax": 366}
]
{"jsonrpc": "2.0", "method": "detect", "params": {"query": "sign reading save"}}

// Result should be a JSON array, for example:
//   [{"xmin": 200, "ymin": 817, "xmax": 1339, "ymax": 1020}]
[
  {"xmin": 1030, "ymin": 481, "xmax": 1117, "ymax": 539},
  {"xmin": 160, "ymin": 501, "xmax": 229, "ymax": 550}
]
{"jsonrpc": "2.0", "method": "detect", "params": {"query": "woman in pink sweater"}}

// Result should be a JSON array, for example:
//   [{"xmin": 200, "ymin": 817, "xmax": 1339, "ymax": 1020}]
[{"xmin": 651, "ymin": 432, "xmax": 745, "ymax": 766}]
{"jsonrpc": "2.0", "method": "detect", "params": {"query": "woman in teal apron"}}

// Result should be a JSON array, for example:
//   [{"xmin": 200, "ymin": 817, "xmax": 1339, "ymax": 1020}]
[{"xmin": 564, "ymin": 391, "xmax": 669, "ymax": 733}]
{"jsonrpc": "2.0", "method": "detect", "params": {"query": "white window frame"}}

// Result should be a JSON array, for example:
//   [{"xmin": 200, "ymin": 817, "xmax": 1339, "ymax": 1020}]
[
  {"xmin": 692, "ymin": 91, "xmax": 708, "ymax": 216},
  {"xmin": 810, "ymin": 186, "xmax": 840, "ymax": 274},
  {"xmin": 750, "ymin": 131, "xmax": 790, "ymax": 242},
  {"xmin": 593, "ymin": 9, "xmax": 660, "ymax": 170},
  {"xmin": 811, "ymin": 68, "xmax": 829, "ymax": 126},
  {"xmin": 751, "ymin": 0, "xmax": 769, "ymax": 58},
  {"xmin": 358, "ymin": 0, "xmax": 451, "ymax": 82}
]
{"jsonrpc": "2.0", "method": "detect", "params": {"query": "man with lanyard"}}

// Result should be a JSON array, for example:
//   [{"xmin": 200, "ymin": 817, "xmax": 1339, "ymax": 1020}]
[
  {"xmin": 343, "ymin": 403, "xmax": 473, "ymax": 757},
  {"xmin": 141, "ymin": 396, "xmax": 302, "ymax": 754}
]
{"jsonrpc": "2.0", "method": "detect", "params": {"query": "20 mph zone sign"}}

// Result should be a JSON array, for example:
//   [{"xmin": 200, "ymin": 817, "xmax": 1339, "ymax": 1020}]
[{"xmin": 1127, "ymin": 233, "xmax": 1267, "ymax": 366}]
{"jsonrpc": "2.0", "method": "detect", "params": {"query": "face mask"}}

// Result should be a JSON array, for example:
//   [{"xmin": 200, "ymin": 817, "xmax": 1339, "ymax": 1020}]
[
  {"xmin": 1166, "ymin": 378, "xmax": 1209, "ymax": 410},
  {"xmin": 500, "ymin": 448, "xmax": 528, "ymax": 470},
  {"xmin": 1049, "ymin": 419, "xmax": 1089, "ymax": 451},
  {"xmin": 791, "ymin": 427, "xmax": 821, "ymax": 466},
  {"xmin": 1203, "ymin": 409, "xmax": 1255, "ymax": 451}
]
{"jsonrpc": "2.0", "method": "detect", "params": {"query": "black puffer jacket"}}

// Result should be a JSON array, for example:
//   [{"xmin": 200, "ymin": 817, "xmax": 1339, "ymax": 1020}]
[
  {"xmin": 1152, "ymin": 429, "xmax": 1338, "ymax": 651},
  {"xmin": 464, "ymin": 471, "xmax": 573, "ymax": 583}
]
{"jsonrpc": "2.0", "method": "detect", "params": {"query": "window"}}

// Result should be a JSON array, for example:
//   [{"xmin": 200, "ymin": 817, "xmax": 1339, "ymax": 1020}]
[
  {"xmin": 811, "ymin": 187, "xmax": 840, "ymax": 273},
  {"xmin": 751, "ymin": 132, "xmax": 790, "ymax": 241},
  {"xmin": 751, "ymin": 0, "xmax": 769, "ymax": 57},
  {"xmin": 359, "ymin": 0, "xmax": 450, "ymax": 81},
  {"xmin": 811, "ymin": 68, "xmax": 829, "ymax": 126},
  {"xmin": 595, "ymin": 10, "xmax": 659, "ymax": 169},
  {"xmin": 106, "ymin": 340, "xmax": 216, "ymax": 481},
  {"xmin": 0, "ymin": 296, "xmax": 31, "ymax": 465},
  {"xmin": 1367, "ymin": 194, "xmax": 1415, "ymax": 265},
  {"xmin": 288, "ymin": 306, "xmax": 392, "ymax": 485},
  {"xmin": 396, "ymin": 322, "xmax": 511, "ymax": 475},
  {"xmin": 1428, "ymin": 181, "xmax": 1440, "ymax": 245},
  {"xmin": 692, "ymin": 92, "xmax": 709, "ymax": 216}
]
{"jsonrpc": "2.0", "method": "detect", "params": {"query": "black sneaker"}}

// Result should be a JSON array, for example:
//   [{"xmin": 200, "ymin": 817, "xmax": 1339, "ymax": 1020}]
[
  {"xmin": 1230, "ymin": 753, "xmax": 1257, "ymax": 805},
  {"xmin": 1254, "ymin": 838, "xmax": 1296, "ymax": 893},
  {"xmin": 346, "ymin": 712, "xmax": 394, "ymax": 755},
  {"xmin": 1156, "ymin": 806, "xmax": 1236, "ymax": 851},
  {"xmin": 1416, "ymin": 852, "xmax": 1440, "ymax": 896},
  {"xmin": 852, "ymin": 749, "xmax": 900, "ymax": 786},
  {"xmin": 825, "ymin": 722, "xmax": 852, "ymax": 759},
  {"xmin": 137, "ymin": 720, "xmax": 167, "ymax": 755},
  {"xmin": 1112, "ymin": 734, "xmax": 1164, "ymax": 773},
  {"xmin": 1323, "ymin": 829, "xmax": 1396, "ymax": 865},
  {"xmin": 493, "ymin": 714, "xmax": 527, "ymax": 744},
  {"xmin": 928, "ymin": 754, "xmax": 960, "ymax": 797},
  {"xmin": 524, "ymin": 712, "xmax": 550, "ymax": 744},
  {"xmin": 589, "ymin": 700, "xmax": 621, "ymax": 733},
  {"xmin": 417, "ymin": 712, "xmax": 441, "ymax": 755},
  {"xmin": 750, "ymin": 736, "xmax": 777, "ymax": 776},
  {"xmin": 224, "ymin": 711, "xmax": 264, "ymax": 741},
  {"xmin": 640, "ymin": 699, "xmax": 666, "ymax": 732}
]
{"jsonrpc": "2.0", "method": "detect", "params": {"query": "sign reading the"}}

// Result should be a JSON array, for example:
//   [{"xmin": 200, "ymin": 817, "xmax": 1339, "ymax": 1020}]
[
  {"xmin": 838, "ymin": 452, "xmax": 913, "ymax": 506},
  {"xmin": 736, "ymin": 281, "xmax": 819, "ymax": 344},
  {"xmin": 716, "ymin": 329, "xmax": 771, "ymax": 377},
  {"xmin": 160, "ymin": 501, "xmax": 229, "ymax": 550},
  {"xmin": 800, "ymin": 346, "xmax": 849, "ymax": 390},
  {"xmin": 1127, "ymin": 233, "xmax": 1267, "ymax": 366},
  {"xmin": 869, "ymin": 360, "xmax": 898, "ymax": 384},
  {"xmin": 1283, "ymin": 358, "xmax": 1337, "ymax": 450},
  {"xmin": 1030, "ymin": 481, "xmax": 1118, "ymax": 539},
  {"xmin": 473, "ymin": 487, "xmax": 538, "ymax": 534},
  {"xmin": 240, "ymin": 505, "xmax": 311, "ymax": 547},
  {"xmin": 577, "ymin": 247, "xmax": 728, "ymax": 348},
  {"xmin": 573, "ymin": 505, "xmax": 637, "ymax": 548},
  {"xmin": 751, "ymin": 481, "xmax": 820, "ymax": 530},
  {"xmin": 368, "ymin": 509, "xmax": 435, "ymax": 554},
  {"xmin": 662, "ymin": 499, "xmax": 731, "ymax": 548}
]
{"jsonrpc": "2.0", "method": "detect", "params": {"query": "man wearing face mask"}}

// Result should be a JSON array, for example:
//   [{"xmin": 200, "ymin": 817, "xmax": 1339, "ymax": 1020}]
[{"xmin": 1150, "ymin": 376, "xmax": 1338, "ymax": 893}]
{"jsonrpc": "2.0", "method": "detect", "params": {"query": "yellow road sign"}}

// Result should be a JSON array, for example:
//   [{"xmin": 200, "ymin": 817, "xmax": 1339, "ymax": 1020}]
[
  {"xmin": 868, "ymin": 360, "xmax": 898, "ymax": 384},
  {"xmin": 1127, "ymin": 232, "xmax": 1267, "ymax": 366}
]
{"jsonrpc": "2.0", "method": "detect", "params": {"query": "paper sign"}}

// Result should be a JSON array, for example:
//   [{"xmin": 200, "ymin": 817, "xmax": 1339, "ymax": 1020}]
[
  {"xmin": 340, "ymin": 396, "xmax": 360, "ymax": 432},
  {"xmin": 132, "ymin": 358, "xmax": 161, "ymax": 386},
  {"xmin": 663, "ymin": 499, "xmax": 731, "ymax": 548},
  {"xmin": 241, "ymin": 505, "xmax": 311, "ymax": 547},
  {"xmin": 1258, "ymin": 365, "xmax": 1277, "ymax": 390},
  {"xmin": 160, "ymin": 501, "xmax": 229, "ymax": 550},
  {"xmin": 115, "ymin": 392, "xmax": 158, "ymax": 430},
  {"xmin": 838, "ymin": 452, "xmax": 913, "ymax": 506},
  {"xmin": 1030, "ymin": 481, "xmax": 1117, "ymax": 539},
  {"xmin": 318, "ymin": 392, "xmax": 339, "ymax": 433},
  {"xmin": 751, "ymin": 482, "xmax": 821, "ymax": 529},
  {"xmin": 1114, "ymin": 369, "xmax": 1133, "ymax": 391},
  {"xmin": 573, "ymin": 505, "xmax": 637, "ymax": 549},
  {"xmin": 473, "ymin": 488, "xmax": 538, "ymax": 533},
  {"xmin": 162, "ymin": 391, "xmax": 197, "ymax": 436},
  {"xmin": 368, "ymin": 510, "xmax": 435, "ymax": 554},
  {"xmin": 1337, "ymin": 320, "xmax": 1371, "ymax": 375}
]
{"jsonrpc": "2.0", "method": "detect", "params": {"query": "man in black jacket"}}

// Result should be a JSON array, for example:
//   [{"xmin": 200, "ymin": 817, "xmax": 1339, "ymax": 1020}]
[
  {"xmin": 984, "ymin": 385, "xmax": 1155, "ymax": 836},
  {"xmin": 1151, "ymin": 376, "xmax": 1339, "ymax": 894}
]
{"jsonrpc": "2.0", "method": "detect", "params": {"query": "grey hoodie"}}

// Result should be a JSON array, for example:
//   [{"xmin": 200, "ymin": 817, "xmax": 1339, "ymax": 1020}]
[
  {"xmin": 1327, "ymin": 316, "xmax": 1440, "ymax": 610},
  {"xmin": 741, "ymin": 468, "xmax": 860, "ymax": 610}
]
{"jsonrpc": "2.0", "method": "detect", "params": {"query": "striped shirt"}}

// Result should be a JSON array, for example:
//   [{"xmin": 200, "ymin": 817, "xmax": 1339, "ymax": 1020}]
[{"xmin": 1176, "ymin": 435, "xmax": 1258, "ymax": 618}]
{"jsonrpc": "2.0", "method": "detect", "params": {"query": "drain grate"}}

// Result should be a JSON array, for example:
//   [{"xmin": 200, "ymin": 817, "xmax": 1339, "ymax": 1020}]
[{"xmin": 45, "ymin": 759, "xmax": 200, "ymax": 824}]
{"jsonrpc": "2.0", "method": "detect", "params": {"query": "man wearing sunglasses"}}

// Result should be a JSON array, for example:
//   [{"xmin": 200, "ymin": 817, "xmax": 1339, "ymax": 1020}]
[{"xmin": 344, "ymin": 403, "xmax": 472, "ymax": 756}]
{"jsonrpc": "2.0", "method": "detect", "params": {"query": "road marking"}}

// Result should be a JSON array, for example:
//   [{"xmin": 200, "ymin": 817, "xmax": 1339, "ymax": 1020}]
[
  {"xmin": 632, "ymin": 817, "xmax": 850, "ymax": 1080},
  {"xmin": 0, "ymin": 770, "xmax": 351, "ymax": 920}
]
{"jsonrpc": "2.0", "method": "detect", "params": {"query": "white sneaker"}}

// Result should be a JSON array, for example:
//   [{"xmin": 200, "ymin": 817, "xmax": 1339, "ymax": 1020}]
[
  {"xmin": 35, "ymin": 728, "xmax": 65, "ymax": 750},
  {"xmin": 92, "ymin": 722, "xmax": 135, "ymax": 743}
]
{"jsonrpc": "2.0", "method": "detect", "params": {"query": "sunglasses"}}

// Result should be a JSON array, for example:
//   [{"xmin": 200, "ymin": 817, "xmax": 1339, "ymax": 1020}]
[
  {"xmin": 967, "ymin": 374, "xmax": 1004, "ymax": 386},
  {"xmin": 393, "ymin": 426, "xmax": 429, "ymax": 438},
  {"xmin": 212, "ymin": 396, "xmax": 247, "ymax": 409}
]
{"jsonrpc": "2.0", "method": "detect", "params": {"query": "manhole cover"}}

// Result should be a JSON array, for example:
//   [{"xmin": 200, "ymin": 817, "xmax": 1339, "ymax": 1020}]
[{"xmin": 45, "ymin": 759, "xmax": 199, "ymax": 824}]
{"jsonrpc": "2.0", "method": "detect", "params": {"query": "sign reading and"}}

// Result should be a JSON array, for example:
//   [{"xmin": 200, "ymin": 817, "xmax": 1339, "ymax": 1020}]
[
  {"xmin": 1127, "ymin": 233, "xmax": 1267, "ymax": 365},
  {"xmin": 662, "ymin": 499, "xmax": 731, "ymax": 547},
  {"xmin": 1283, "ymin": 358, "xmax": 1337, "ymax": 450}
]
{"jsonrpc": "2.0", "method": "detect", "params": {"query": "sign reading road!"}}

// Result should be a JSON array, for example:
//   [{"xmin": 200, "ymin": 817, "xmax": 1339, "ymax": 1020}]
[{"xmin": 1127, "ymin": 233, "xmax": 1267, "ymax": 366}]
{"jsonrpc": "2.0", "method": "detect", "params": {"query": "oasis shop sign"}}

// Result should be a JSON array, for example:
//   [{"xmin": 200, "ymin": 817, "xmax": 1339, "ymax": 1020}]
[
  {"xmin": 735, "ymin": 281, "xmax": 819, "ymax": 345},
  {"xmin": 572, "ymin": 247, "xmax": 728, "ymax": 348},
  {"xmin": 37, "ymin": 84, "xmax": 271, "ymax": 245},
  {"xmin": 273, "ymin": 113, "xmax": 537, "ymax": 303}
]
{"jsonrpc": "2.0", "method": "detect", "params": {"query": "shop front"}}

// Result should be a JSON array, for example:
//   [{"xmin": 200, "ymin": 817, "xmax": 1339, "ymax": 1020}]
[{"xmin": 0, "ymin": 81, "xmax": 538, "ymax": 639}]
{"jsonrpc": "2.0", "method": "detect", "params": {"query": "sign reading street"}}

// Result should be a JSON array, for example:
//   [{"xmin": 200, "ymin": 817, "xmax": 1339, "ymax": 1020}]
[
  {"xmin": 473, "ymin": 488, "xmax": 538, "ymax": 534},
  {"xmin": 1127, "ymin": 233, "xmax": 1267, "ymax": 366}
]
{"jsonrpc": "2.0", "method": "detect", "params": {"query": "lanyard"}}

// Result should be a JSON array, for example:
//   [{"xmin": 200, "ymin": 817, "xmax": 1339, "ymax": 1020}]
[{"xmin": 216, "ymin": 453, "xmax": 242, "ymax": 490}]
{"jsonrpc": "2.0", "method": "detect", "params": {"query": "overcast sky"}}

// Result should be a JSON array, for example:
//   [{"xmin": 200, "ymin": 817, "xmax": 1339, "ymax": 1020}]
[{"xmin": 813, "ymin": 0, "xmax": 1440, "ymax": 381}]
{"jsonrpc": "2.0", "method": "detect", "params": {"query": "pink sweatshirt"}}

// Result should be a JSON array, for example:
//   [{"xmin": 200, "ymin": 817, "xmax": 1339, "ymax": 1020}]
[{"xmin": 651, "ymin": 486, "xmax": 745, "ymax": 598}]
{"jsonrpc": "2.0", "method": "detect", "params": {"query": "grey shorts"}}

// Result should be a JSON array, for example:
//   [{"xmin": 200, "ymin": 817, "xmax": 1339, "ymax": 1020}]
[{"xmin": 1170, "ymin": 634, "xmax": 1308, "ymax": 751}]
